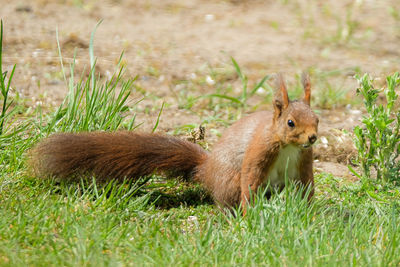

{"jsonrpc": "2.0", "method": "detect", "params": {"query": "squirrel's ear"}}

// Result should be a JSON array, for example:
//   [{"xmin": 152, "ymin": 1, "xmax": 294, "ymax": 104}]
[
  {"xmin": 275, "ymin": 73, "xmax": 289, "ymax": 109},
  {"xmin": 302, "ymin": 72, "xmax": 311, "ymax": 106},
  {"xmin": 273, "ymin": 74, "xmax": 289, "ymax": 117},
  {"xmin": 274, "ymin": 74, "xmax": 289, "ymax": 116}
]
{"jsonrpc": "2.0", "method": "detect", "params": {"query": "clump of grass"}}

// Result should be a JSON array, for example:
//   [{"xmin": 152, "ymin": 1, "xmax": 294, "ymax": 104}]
[
  {"xmin": 351, "ymin": 73, "xmax": 400, "ymax": 182},
  {"xmin": 44, "ymin": 57, "xmax": 138, "ymax": 133},
  {"xmin": 42, "ymin": 24, "xmax": 139, "ymax": 134}
]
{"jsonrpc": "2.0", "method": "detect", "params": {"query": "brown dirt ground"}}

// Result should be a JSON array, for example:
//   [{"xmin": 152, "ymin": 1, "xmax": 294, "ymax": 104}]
[{"xmin": 2, "ymin": 0, "xmax": 400, "ymax": 179}]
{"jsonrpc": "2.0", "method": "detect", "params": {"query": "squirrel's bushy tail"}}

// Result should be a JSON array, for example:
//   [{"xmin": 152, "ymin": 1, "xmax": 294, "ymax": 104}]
[{"xmin": 29, "ymin": 132, "xmax": 208, "ymax": 181}]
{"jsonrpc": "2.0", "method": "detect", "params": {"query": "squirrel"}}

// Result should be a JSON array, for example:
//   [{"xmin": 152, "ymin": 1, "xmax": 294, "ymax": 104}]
[{"xmin": 29, "ymin": 73, "xmax": 318, "ymax": 213}]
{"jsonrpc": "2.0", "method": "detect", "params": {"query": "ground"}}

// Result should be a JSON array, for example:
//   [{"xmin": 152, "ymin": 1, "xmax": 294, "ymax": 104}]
[{"xmin": 2, "ymin": 0, "xmax": 400, "ymax": 180}]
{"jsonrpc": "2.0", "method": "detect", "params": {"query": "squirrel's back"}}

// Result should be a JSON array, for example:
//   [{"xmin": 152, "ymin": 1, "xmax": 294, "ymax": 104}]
[{"xmin": 196, "ymin": 111, "xmax": 273, "ymax": 207}]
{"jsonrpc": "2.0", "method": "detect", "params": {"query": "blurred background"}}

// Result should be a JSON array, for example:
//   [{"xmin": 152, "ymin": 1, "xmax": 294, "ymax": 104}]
[{"xmin": 1, "ymin": 0, "xmax": 399, "ymax": 104}]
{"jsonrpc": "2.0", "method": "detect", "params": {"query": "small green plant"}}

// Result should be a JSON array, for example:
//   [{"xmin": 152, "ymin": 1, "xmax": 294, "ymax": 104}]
[
  {"xmin": 0, "ymin": 20, "xmax": 16, "ymax": 135},
  {"xmin": 351, "ymin": 73, "xmax": 400, "ymax": 181}
]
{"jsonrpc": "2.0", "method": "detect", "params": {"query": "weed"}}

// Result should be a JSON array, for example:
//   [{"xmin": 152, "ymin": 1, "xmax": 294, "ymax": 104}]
[{"xmin": 351, "ymin": 73, "xmax": 400, "ymax": 181}]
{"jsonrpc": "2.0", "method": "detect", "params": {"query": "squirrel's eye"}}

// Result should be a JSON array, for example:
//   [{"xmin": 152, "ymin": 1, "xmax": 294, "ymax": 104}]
[{"xmin": 287, "ymin": 120, "xmax": 295, "ymax": 127}]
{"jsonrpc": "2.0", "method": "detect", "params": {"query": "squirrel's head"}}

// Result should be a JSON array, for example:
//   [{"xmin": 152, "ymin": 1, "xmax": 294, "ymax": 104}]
[{"xmin": 273, "ymin": 73, "xmax": 319, "ymax": 149}]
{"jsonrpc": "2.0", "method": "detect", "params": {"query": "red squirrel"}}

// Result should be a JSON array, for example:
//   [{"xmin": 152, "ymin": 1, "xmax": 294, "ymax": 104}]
[{"xmin": 29, "ymin": 74, "xmax": 318, "ymax": 212}]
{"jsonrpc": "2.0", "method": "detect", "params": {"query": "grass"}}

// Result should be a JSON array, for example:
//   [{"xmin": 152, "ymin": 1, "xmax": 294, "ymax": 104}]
[
  {"xmin": 1, "ymin": 19, "xmax": 400, "ymax": 267},
  {"xmin": 1, "ymin": 174, "xmax": 400, "ymax": 266}
]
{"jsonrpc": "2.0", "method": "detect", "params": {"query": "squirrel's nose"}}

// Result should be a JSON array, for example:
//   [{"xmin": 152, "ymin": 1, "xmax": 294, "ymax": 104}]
[{"xmin": 308, "ymin": 134, "xmax": 317, "ymax": 144}]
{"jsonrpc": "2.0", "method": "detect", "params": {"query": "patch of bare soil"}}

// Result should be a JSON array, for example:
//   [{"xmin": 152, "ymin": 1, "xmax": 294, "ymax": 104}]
[{"xmin": 1, "ymin": 0, "xmax": 400, "ymax": 179}]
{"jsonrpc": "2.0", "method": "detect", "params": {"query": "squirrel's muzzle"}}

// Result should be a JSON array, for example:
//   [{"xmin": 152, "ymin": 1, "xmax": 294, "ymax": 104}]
[{"xmin": 308, "ymin": 134, "xmax": 317, "ymax": 144}]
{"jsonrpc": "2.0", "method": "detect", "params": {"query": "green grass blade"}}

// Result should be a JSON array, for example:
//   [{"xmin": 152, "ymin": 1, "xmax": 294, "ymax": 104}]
[
  {"xmin": 203, "ymin": 93, "xmax": 242, "ymax": 104},
  {"xmin": 56, "ymin": 27, "xmax": 67, "ymax": 85},
  {"xmin": 249, "ymin": 74, "xmax": 270, "ymax": 96},
  {"xmin": 152, "ymin": 102, "xmax": 165, "ymax": 133},
  {"xmin": 89, "ymin": 20, "xmax": 103, "ymax": 90}
]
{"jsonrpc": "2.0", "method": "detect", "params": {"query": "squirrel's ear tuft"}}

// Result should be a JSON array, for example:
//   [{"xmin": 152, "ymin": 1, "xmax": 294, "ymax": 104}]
[
  {"xmin": 302, "ymin": 72, "xmax": 311, "ymax": 105},
  {"xmin": 274, "ymin": 73, "xmax": 289, "ymax": 111}
]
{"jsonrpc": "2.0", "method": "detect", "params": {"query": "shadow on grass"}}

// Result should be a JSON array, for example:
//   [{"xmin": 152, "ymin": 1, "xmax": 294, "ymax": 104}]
[
  {"xmin": 25, "ymin": 175, "xmax": 214, "ymax": 210},
  {"xmin": 146, "ymin": 184, "xmax": 214, "ymax": 209}
]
